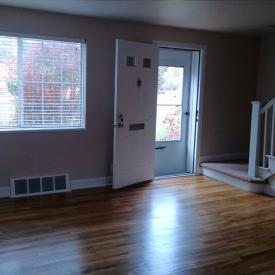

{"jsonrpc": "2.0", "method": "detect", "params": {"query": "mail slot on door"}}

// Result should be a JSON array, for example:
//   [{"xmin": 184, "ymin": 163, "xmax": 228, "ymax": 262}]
[{"xmin": 129, "ymin": 123, "xmax": 145, "ymax": 131}]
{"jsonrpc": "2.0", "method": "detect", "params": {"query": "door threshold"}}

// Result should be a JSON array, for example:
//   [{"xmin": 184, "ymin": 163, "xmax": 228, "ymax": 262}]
[{"xmin": 154, "ymin": 173, "xmax": 195, "ymax": 180}]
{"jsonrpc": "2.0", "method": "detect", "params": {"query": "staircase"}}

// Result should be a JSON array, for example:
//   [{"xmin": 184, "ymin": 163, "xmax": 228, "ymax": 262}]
[{"xmin": 201, "ymin": 97, "xmax": 275, "ymax": 196}]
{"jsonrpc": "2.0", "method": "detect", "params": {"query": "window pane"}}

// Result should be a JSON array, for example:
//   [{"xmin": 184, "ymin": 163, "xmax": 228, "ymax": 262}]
[
  {"xmin": 0, "ymin": 37, "xmax": 18, "ymax": 128},
  {"xmin": 44, "ymin": 84, "xmax": 62, "ymax": 126},
  {"xmin": 63, "ymin": 43, "xmax": 81, "ymax": 83},
  {"xmin": 23, "ymin": 39, "xmax": 43, "ymax": 81},
  {"xmin": 23, "ymin": 82, "xmax": 43, "ymax": 126},
  {"xmin": 43, "ymin": 61, "xmax": 61, "ymax": 82},
  {"xmin": 156, "ymin": 66, "xmax": 184, "ymax": 141},
  {"xmin": 24, "ymin": 62, "xmax": 42, "ymax": 82},
  {"xmin": 63, "ymin": 84, "xmax": 81, "ymax": 126},
  {"xmin": 156, "ymin": 105, "xmax": 182, "ymax": 141},
  {"xmin": 157, "ymin": 66, "xmax": 183, "ymax": 105}
]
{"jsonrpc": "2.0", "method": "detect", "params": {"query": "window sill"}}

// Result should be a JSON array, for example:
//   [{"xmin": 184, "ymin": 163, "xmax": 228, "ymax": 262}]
[
  {"xmin": 156, "ymin": 139, "xmax": 182, "ymax": 143},
  {"xmin": 0, "ymin": 126, "xmax": 86, "ymax": 134}
]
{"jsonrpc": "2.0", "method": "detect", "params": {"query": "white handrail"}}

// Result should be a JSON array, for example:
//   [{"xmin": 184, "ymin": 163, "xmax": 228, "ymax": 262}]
[
  {"xmin": 262, "ymin": 110, "xmax": 267, "ymax": 167},
  {"xmin": 271, "ymin": 103, "xmax": 275, "ymax": 156},
  {"xmin": 261, "ymin": 99, "xmax": 275, "ymax": 164}
]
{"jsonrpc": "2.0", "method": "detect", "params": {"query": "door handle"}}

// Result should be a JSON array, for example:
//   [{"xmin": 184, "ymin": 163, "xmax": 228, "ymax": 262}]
[
  {"xmin": 155, "ymin": 146, "xmax": 166, "ymax": 150},
  {"xmin": 114, "ymin": 113, "xmax": 124, "ymax": 128},
  {"xmin": 185, "ymin": 111, "xmax": 190, "ymax": 116}
]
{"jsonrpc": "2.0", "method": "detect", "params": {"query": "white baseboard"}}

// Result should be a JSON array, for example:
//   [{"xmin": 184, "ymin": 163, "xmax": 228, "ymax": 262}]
[
  {"xmin": 0, "ymin": 186, "xmax": 10, "ymax": 198},
  {"xmin": 70, "ymin": 176, "xmax": 112, "ymax": 190},
  {"xmin": 202, "ymin": 167, "xmax": 264, "ymax": 194},
  {"xmin": 200, "ymin": 152, "xmax": 248, "ymax": 164}
]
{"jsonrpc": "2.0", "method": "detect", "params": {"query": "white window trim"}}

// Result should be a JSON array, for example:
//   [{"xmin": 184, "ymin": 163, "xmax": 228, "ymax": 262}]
[
  {"xmin": 0, "ymin": 33, "xmax": 87, "ymax": 133},
  {"xmin": 0, "ymin": 31, "xmax": 86, "ymax": 44}
]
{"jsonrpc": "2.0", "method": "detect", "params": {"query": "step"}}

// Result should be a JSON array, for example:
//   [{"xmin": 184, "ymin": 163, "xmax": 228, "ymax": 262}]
[
  {"xmin": 201, "ymin": 162, "xmax": 264, "ymax": 182},
  {"xmin": 267, "ymin": 155, "xmax": 275, "ymax": 172},
  {"xmin": 201, "ymin": 162, "xmax": 265, "ymax": 194}
]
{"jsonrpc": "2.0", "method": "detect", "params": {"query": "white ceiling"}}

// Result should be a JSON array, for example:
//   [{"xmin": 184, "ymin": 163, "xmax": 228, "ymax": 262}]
[{"xmin": 0, "ymin": 0, "xmax": 275, "ymax": 33}]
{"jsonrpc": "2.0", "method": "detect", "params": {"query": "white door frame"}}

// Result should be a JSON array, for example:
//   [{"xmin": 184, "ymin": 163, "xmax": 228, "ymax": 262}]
[
  {"xmin": 153, "ymin": 40, "xmax": 207, "ymax": 174},
  {"xmin": 155, "ymin": 49, "xmax": 192, "ymax": 177}
]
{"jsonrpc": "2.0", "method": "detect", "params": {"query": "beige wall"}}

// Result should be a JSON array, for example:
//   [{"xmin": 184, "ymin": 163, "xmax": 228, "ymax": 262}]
[
  {"xmin": 0, "ymin": 6, "xmax": 260, "ymax": 186},
  {"xmin": 257, "ymin": 35, "xmax": 275, "ymax": 102}
]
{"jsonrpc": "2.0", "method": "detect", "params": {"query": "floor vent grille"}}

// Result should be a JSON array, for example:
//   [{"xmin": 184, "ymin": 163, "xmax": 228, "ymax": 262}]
[{"xmin": 10, "ymin": 174, "xmax": 70, "ymax": 198}]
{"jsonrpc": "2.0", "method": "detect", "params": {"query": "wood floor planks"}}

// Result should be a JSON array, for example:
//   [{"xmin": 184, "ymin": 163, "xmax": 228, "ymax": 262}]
[{"xmin": 1, "ymin": 176, "xmax": 275, "ymax": 274}]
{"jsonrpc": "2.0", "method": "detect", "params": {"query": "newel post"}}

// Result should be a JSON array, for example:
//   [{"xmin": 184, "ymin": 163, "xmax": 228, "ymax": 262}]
[{"xmin": 248, "ymin": 101, "xmax": 261, "ymax": 179}]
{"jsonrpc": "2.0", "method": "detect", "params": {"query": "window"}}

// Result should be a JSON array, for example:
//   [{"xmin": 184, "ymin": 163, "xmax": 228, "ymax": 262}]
[
  {"xmin": 126, "ymin": 56, "xmax": 136, "ymax": 67},
  {"xmin": 156, "ymin": 66, "xmax": 184, "ymax": 141},
  {"xmin": 0, "ymin": 35, "xmax": 86, "ymax": 131},
  {"xmin": 143, "ymin": 58, "xmax": 151, "ymax": 68}
]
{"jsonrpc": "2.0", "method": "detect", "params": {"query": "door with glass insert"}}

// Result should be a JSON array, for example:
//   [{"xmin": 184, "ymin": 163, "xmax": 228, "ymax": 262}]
[{"xmin": 155, "ymin": 48, "xmax": 192, "ymax": 177}]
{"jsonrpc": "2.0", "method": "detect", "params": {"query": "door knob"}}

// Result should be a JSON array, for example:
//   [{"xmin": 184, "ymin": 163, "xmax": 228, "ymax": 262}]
[{"xmin": 114, "ymin": 113, "xmax": 124, "ymax": 128}]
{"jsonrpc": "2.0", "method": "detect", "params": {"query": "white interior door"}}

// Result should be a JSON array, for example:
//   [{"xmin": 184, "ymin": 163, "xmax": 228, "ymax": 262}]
[
  {"xmin": 113, "ymin": 39, "xmax": 158, "ymax": 189},
  {"xmin": 155, "ymin": 48, "xmax": 192, "ymax": 177}
]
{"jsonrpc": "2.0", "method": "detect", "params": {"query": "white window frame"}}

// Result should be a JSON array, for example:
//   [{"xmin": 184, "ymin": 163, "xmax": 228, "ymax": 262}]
[{"xmin": 0, "ymin": 32, "xmax": 87, "ymax": 133}]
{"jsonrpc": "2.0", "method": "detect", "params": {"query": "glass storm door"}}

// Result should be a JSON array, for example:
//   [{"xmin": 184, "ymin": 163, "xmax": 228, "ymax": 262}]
[{"xmin": 155, "ymin": 48, "xmax": 192, "ymax": 177}]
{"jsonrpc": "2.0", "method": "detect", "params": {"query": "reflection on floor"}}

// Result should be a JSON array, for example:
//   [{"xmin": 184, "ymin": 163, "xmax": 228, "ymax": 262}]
[{"xmin": 1, "ymin": 176, "xmax": 275, "ymax": 274}]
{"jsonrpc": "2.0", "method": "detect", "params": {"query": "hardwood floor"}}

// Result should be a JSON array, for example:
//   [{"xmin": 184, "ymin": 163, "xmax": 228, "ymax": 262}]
[{"xmin": 1, "ymin": 176, "xmax": 275, "ymax": 274}]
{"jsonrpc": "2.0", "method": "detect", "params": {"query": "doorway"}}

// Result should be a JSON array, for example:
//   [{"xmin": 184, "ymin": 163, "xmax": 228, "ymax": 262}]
[{"xmin": 154, "ymin": 47, "xmax": 201, "ymax": 177}]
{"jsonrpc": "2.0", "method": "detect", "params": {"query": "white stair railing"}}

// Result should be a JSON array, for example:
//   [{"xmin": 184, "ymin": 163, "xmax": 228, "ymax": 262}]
[
  {"xmin": 248, "ymin": 101, "xmax": 261, "ymax": 179},
  {"xmin": 248, "ymin": 98, "xmax": 275, "ymax": 179}
]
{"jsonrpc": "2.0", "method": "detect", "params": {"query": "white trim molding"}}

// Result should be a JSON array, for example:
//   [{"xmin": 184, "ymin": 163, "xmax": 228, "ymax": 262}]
[
  {"xmin": 70, "ymin": 176, "xmax": 112, "ymax": 190},
  {"xmin": 0, "ymin": 31, "xmax": 86, "ymax": 43}
]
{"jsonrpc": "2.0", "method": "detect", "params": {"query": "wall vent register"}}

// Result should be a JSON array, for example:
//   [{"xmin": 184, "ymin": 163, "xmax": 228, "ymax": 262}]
[{"xmin": 10, "ymin": 174, "xmax": 70, "ymax": 198}]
